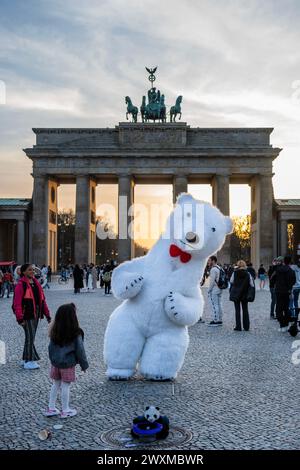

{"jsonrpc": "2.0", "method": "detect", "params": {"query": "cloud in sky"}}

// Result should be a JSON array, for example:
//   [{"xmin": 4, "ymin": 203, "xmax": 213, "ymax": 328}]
[{"xmin": 0, "ymin": 0, "xmax": 300, "ymax": 208}]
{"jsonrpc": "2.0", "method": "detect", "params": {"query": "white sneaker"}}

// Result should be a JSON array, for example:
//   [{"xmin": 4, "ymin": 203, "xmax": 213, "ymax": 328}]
[
  {"xmin": 43, "ymin": 408, "xmax": 60, "ymax": 417},
  {"xmin": 60, "ymin": 408, "xmax": 77, "ymax": 419},
  {"xmin": 24, "ymin": 361, "xmax": 40, "ymax": 370}
]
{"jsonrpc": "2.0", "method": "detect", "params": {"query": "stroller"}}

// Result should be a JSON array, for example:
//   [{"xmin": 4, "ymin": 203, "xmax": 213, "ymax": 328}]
[{"xmin": 288, "ymin": 307, "xmax": 300, "ymax": 337}]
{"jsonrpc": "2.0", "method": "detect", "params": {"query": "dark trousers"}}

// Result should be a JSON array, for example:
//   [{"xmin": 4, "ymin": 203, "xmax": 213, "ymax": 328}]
[
  {"xmin": 74, "ymin": 287, "xmax": 80, "ymax": 294},
  {"xmin": 276, "ymin": 292, "xmax": 291, "ymax": 327},
  {"xmin": 104, "ymin": 281, "xmax": 111, "ymax": 294},
  {"xmin": 22, "ymin": 318, "xmax": 40, "ymax": 361},
  {"xmin": 270, "ymin": 287, "xmax": 276, "ymax": 317},
  {"xmin": 234, "ymin": 301, "xmax": 250, "ymax": 330}
]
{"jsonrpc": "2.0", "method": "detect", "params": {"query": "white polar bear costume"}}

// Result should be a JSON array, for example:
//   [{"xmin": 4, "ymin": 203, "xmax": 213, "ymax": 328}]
[{"xmin": 103, "ymin": 194, "xmax": 233, "ymax": 381}]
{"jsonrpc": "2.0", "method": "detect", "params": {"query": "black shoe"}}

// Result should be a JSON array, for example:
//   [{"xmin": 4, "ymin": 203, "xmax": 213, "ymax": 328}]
[
  {"xmin": 216, "ymin": 321, "xmax": 223, "ymax": 326},
  {"xmin": 208, "ymin": 321, "xmax": 219, "ymax": 327},
  {"xmin": 234, "ymin": 327, "xmax": 242, "ymax": 331},
  {"xmin": 198, "ymin": 318, "xmax": 205, "ymax": 324}
]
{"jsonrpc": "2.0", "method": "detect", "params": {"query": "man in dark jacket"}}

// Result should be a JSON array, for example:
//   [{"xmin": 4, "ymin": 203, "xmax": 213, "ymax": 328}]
[
  {"xmin": 268, "ymin": 258, "xmax": 279, "ymax": 319},
  {"xmin": 272, "ymin": 256, "xmax": 296, "ymax": 331}
]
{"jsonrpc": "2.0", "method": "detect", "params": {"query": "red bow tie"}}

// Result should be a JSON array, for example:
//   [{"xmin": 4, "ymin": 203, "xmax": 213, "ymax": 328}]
[{"xmin": 169, "ymin": 244, "xmax": 192, "ymax": 263}]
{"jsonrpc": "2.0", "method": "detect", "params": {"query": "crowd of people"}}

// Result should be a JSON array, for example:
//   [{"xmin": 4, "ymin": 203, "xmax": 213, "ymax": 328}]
[{"xmin": 202, "ymin": 255, "xmax": 300, "ymax": 334}]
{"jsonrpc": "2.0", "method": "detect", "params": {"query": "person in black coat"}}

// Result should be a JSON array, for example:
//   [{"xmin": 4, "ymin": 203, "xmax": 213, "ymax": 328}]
[
  {"xmin": 271, "ymin": 256, "xmax": 296, "ymax": 331},
  {"xmin": 73, "ymin": 264, "xmax": 84, "ymax": 294},
  {"xmin": 230, "ymin": 260, "xmax": 255, "ymax": 331}
]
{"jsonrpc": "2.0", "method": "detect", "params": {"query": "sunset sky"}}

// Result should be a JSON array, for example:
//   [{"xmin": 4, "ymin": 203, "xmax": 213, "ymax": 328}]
[{"xmin": 1, "ymin": 0, "xmax": 300, "ymax": 225}]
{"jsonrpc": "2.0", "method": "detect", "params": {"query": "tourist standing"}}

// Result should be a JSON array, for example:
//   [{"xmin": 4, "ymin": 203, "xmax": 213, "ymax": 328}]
[
  {"xmin": 268, "ymin": 258, "xmax": 279, "ymax": 319},
  {"xmin": 0, "ymin": 268, "xmax": 3, "ymax": 296},
  {"xmin": 12, "ymin": 263, "xmax": 51, "ymax": 369},
  {"xmin": 290, "ymin": 259, "xmax": 300, "ymax": 320},
  {"xmin": 247, "ymin": 262, "xmax": 256, "ymax": 281},
  {"xmin": 91, "ymin": 263, "xmax": 97, "ymax": 290},
  {"xmin": 229, "ymin": 260, "xmax": 255, "ymax": 331},
  {"xmin": 73, "ymin": 264, "xmax": 84, "ymax": 294},
  {"xmin": 272, "ymin": 256, "xmax": 296, "ymax": 332},
  {"xmin": 44, "ymin": 303, "xmax": 89, "ymax": 418},
  {"xmin": 258, "ymin": 264, "xmax": 267, "ymax": 290},
  {"xmin": 207, "ymin": 256, "xmax": 224, "ymax": 327},
  {"xmin": 1, "ymin": 270, "xmax": 13, "ymax": 298},
  {"xmin": 47, "ymin": 265, "xmax": 52, "ymax": 283},
  {"xmin": 103, "ymin": 264, "xmax": 112, "ymax": 295}
]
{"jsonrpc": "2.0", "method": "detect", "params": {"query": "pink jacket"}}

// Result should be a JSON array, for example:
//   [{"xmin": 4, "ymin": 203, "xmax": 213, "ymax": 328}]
[{"xmin": 13, "ymin": 276, "xmax": 51, "ymax": 323}]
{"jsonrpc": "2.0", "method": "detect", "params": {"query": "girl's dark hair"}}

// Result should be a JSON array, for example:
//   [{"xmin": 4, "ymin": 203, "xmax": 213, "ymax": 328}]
[
  {"xmin": 20, "ymin": 263, "xmax": 32, "ymax": 275},
  {"xmin": 50, "ymin": 303, "xmax": 82, "ymax": 346}
]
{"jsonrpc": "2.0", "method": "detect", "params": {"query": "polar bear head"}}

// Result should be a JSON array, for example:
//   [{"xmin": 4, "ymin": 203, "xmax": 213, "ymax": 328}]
[{"xmin": 163, "ymin": 193, "xmax": 233, "ymax": 260}]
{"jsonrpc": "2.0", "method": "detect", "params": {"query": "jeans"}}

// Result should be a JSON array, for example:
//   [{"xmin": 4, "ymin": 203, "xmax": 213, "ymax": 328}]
[
  {"xmin": 289, "ymin": 288, "xmax": 300, "ymax": 319},
  {"xmin": 234, "ymin": 301, "xmax": 250, "ymax": 330},
  {"xmin": 1, "ymin": 281, "xmax": 11, "ymax": 297},
  {"xmin": 270, "ymin": 287, "xmax": 276, "ymax": 317},
  {"xmin": 104, "ymin": 281, "xmax": 111, "ymax": 294},
  {"xmin": 208, "ymin": 290, "xmax": 223, "ymax": 322},
  {"xmin": 276, "ymin": 292, "xmax": 290, "ymax": 327}
]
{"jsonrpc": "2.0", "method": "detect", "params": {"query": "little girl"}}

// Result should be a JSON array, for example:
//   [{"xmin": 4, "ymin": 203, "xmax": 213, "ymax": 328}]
[{"xmin": 44, "ymin": 303, "xmax": 89, "ymax": 418}]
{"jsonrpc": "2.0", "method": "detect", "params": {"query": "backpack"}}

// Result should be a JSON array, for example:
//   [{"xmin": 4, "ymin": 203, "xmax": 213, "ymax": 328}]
[
  {"xmin": 215, "ymin": 266, "xmax": 228, "ymax": 290},
  {"xmin": 102, "ymin": 271, "xmax": 111, "ymax": 283}
]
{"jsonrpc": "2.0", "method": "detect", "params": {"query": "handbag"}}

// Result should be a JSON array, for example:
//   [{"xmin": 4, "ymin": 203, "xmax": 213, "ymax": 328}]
[{"xmin": 246, "ymin": 273, "xmax": 256, "ymax": 302}]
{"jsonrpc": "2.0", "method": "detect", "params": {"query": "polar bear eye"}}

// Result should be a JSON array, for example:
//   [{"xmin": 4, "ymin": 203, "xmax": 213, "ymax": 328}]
[{"xmin": 211, "ymin": 227, "xmax": 216, "ymax": 232}]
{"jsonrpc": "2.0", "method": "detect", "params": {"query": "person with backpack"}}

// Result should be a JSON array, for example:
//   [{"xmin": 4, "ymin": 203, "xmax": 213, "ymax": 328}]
[
  {"xmin": 207, "ymin": 256, "xmax": 227, "ymax": 327},
  {"xmin": 103, "ymin": 265, "xmax": 112, "ymax": 295},
  {"xmin": 12, "ymin": 263, "xmax": 51, "ymax": 369},
  {"xmin": 229, "ymin": 260, "xmax": 255, "ymax": 331}
]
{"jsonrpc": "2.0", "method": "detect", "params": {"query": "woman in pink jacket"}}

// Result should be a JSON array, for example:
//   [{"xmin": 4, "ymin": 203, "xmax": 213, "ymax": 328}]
[{"xmin": 13, "ymin": 264, "xmax": 51, "ymax": 370}]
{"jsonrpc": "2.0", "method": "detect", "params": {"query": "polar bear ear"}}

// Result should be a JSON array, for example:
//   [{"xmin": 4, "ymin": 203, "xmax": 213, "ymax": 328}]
[
  {"xmin": 225, "ymin": 216, "xmax": 234, "ymax": 234},
  {"xmin": 176, "ymin": 193, "xmax": 194, "ymax": 206}
]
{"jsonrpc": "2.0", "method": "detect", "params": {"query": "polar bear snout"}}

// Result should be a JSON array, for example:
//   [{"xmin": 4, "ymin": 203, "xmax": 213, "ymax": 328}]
[{"xmin": 185, "ymin": 231, "xmax": 199, "ymax": 244}]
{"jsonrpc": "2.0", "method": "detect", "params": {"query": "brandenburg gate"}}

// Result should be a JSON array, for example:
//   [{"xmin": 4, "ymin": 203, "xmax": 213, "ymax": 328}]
[{"xmin": 24, "ymin": 122, "xmax": 281, "ymax": 270}]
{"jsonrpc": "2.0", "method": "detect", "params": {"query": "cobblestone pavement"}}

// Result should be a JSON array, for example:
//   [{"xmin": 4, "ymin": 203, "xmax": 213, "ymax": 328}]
[{"xmin": 0, "ymin": 283, "xmax": 299, "ymax": 450}]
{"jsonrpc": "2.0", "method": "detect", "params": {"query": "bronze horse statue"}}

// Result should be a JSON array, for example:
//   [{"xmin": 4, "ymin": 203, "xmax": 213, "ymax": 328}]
[
  {"xmin": 170, "ymin": 95, "xmax": 183, "ymax": 122},
  {"xmin": 125, "ymin": 96, "xmax": 138, "ymax": 123}
]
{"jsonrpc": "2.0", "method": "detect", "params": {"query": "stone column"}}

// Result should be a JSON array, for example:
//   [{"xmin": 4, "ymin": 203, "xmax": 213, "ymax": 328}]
[
  {"xmin": 212, "ymin": 174, "xmax": 230, "ymax": 263},
  {"xmin": 17, "ymin": 219, "xmax": 25, "ymax": 264},
  {"xmin": 173, "ymin": 176, "xmax": 188, "ymax": 204},
  {"xmin": 251, "ymin": 174, "xmax": 274, "ymax": 269},
  {"xmin": 118, "ymin": 174, "xmax": 134, "ymax": 263},
  {"xmin": 280, "ymin": 219, "xmax": 288, "ymax": 257},
  {"xmin": 259, "ymin": 175, "xmax": 274, "ymax": 266},
  {"xmin": 48, "ymin": 179, "xmax": 58, "ymax": 272},
  {"xmin": 32, "ymin": 175, "xmax": 48, "ymax": 267},
  {"xmin": 75, "ymin": 176, "xmax": 96, "ymax": 265}
]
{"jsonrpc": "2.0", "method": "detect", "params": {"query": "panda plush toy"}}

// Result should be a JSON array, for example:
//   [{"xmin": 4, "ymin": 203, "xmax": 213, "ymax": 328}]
[{"xmin": 131, "ymin": 406, "xmax": 169, "ymax": 440}]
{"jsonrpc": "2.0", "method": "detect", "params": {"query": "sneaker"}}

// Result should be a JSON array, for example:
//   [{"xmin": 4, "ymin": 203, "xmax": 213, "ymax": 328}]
[
  {"xmin": 208, "ymin": 321, "xmax": 219, "ymax": 327},
  {"xmin": 24, "ymin": 361, "xmax": 40, "ymax": 370},
  {"xmin": 43, "ymin": 408, "xmax": 60, "ymax": 417},
  {"xmin": 61, "ymin": 408, "xmax": 77, "ymax": 419}
]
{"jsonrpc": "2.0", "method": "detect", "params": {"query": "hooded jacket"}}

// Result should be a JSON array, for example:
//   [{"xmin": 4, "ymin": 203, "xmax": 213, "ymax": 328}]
[{"xmin": 273, "ymin": 265, "xmax": 296, "ymax": 294}]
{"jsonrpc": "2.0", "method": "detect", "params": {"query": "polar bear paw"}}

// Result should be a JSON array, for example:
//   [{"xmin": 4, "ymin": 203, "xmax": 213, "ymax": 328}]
[
  {"xmin": 112, "ymin": 274, "xmax": 144, "ymax": 300},
  {"xmin": 164, "ymin": 292, "xmax": 189, "ymax": 326}
]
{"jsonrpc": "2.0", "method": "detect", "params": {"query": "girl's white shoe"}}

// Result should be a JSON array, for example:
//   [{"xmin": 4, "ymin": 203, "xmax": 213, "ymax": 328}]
[
  {"xmin": 24, "ymin": 361, "xmax": 40, "ymax": 370},
  {"xmin": 60, "ymin": 408, "xmax": 77, "ymax": 419},
  {"xmin": 43, "ymin": 408, "xmax": 60, "ymax": 417}
]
